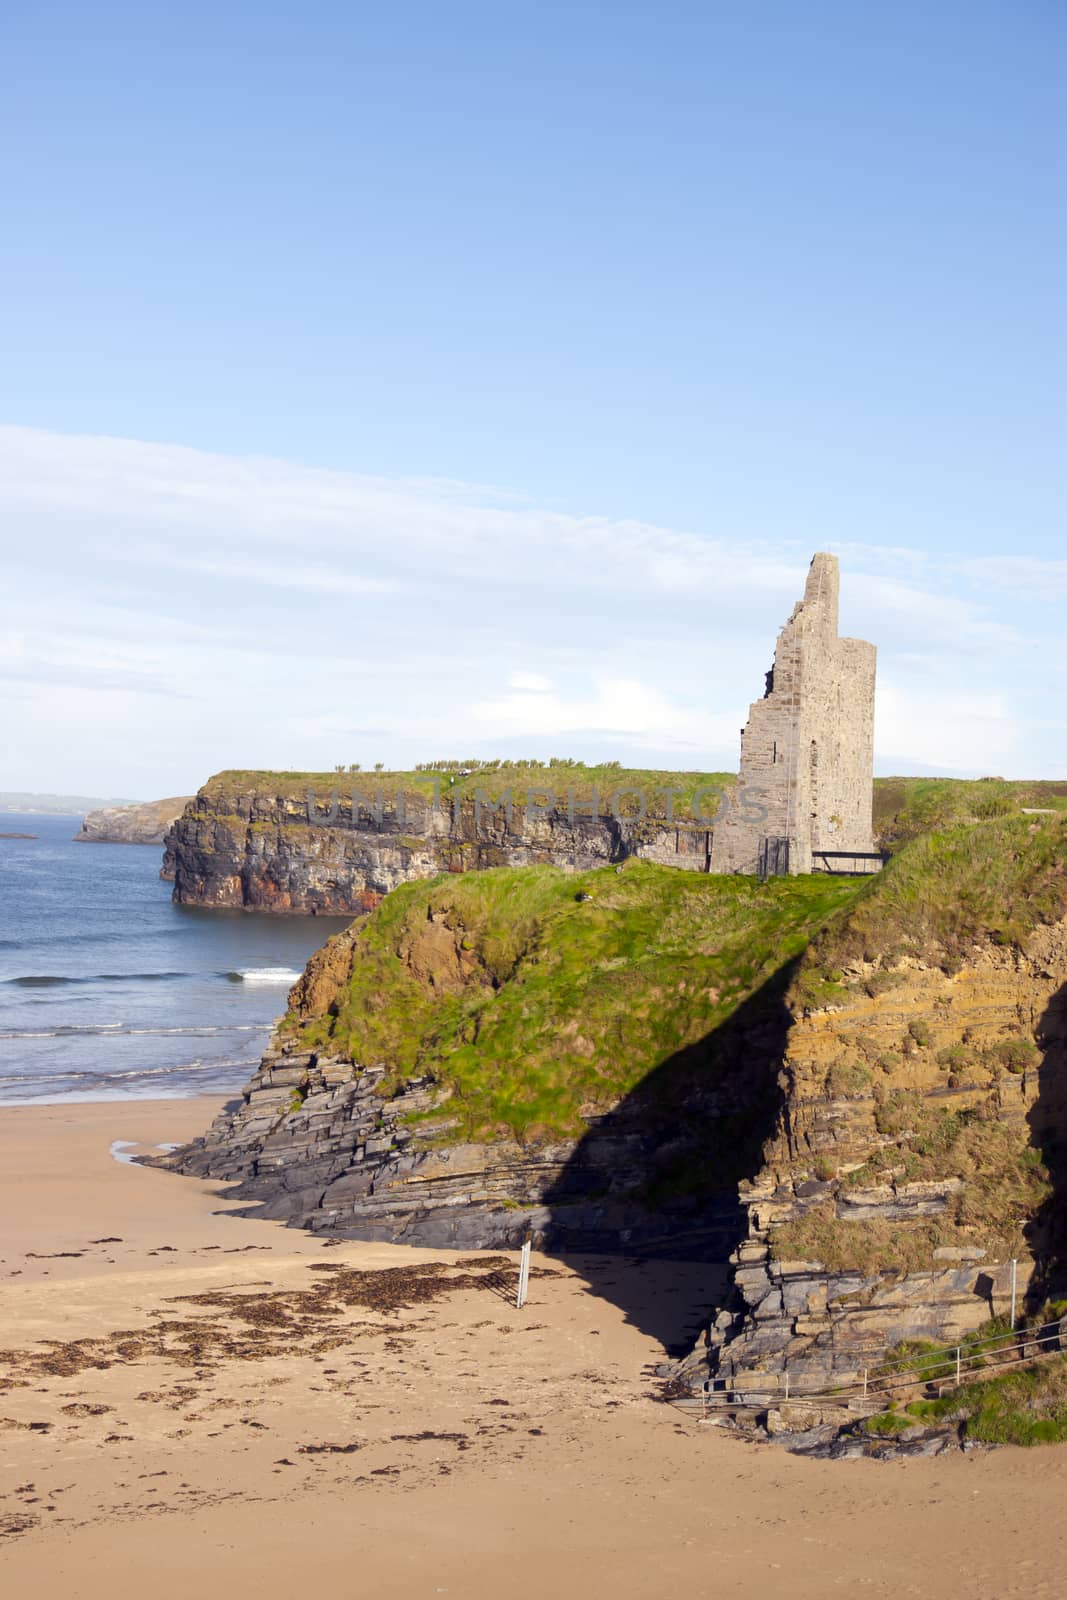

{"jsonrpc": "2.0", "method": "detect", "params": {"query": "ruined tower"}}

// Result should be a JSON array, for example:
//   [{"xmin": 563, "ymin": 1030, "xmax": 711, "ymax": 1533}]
[{"xmin": 709, "ymin": 553, "xmax": 877, "ymax": 876}]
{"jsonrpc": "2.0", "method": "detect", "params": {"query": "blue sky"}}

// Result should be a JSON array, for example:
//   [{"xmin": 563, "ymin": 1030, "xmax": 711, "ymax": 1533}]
[{"xmin": 0, "ymin": 2, "xmax": 1064, "ymax": 796}]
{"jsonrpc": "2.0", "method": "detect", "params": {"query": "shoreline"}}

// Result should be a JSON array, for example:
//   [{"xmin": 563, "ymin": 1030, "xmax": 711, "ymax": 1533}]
[
  {"xmin": 1, "ymin": 1096, "xmax": 1065, "ymax": 1596},
  {"xmin": 0, "ymin": 1085, "xmax": 247, "ymax": 1109}
]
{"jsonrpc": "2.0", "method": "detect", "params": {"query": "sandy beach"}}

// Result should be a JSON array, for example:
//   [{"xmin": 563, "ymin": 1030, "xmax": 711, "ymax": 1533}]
[{"xmin": 0, "ymin": 1097, "xmax": 1064, "ymax": 1599}]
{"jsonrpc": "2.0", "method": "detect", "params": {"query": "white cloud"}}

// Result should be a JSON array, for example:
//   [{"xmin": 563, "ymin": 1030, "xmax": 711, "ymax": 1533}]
[
  {"xmin": 874, "ymin": 682, "xmax": 1017, "ymax": 774},
  {"xmin": 507, "ymin": 671, "xmax": 555, "ymax": 692},
  {"xmin": 0, "ymin": 424, "xmax": 1059, "ymax": 792},
  {"xmin": 847, "ymin": 573, "xmax": 1022, "ymax": 656},
  {"xmin": 465, "ymin": 675, "xmax": 742, "ymax": 751},
  {"xmin": 951, "ymin": 557, "xmax": 1067, "ymax": 595}
]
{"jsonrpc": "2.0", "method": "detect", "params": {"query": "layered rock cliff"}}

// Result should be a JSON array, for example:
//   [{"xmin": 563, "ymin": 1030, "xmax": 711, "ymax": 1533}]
[
  {"xmin": 163, "ymin": 768, "xmax": 720, "ymax": 913},
  {"xmin": 667, "ymin": 920, "xmax": 1067, "ymax": 1410},
  {"xmin": 157, "ymin": 811, "xmax": 1067, "ymax": 1425},
  {"xmin": 75, "ymin": 796, "xmax": 192, "ymax": 849},
  {"xmin": 155, "ymin": 860, "xmax": 856, "ymax": 1252},
  {"xmin": 165, "ymin": 771, "xmax": 1067, "ymax": 916}
]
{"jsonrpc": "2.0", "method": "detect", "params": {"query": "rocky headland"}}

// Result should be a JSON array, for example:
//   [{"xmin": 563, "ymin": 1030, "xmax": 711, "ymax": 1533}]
[
  {"xmin": 75, "ymin": 796, "xmax": 193, "ymax": 849},
  {"xmin": 162, "ymin": 765, "xmax": 724, "ymax": 913},
  {"xmin": 156, "ymin": 858, "xmax": 841, "ymax": 1254},
  {"xmin": 165, "ymin": 770, "xmax": 1067, "ymax": 917},
  {"xmin": 157, "ymin": 807, "xmax": 1067, "ymax": 1446}
]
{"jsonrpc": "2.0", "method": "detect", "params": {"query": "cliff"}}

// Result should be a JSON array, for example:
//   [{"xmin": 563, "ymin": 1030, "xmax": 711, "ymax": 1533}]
[
  {"xmin": 155, "ymin": 860, "xmax": 858, "ymax": 1251},
  {"xmin": 163, "ymin": 766, "xmax": 726, "ymax": 913},
  {"xmin": 664, "ymin": 811, "xmax": 1067, "ymax": 1439},
  {"xmin": 165, "ymin": 769, "xmax": 1067, "ymax": 916},
  {"xmin": 74, "ymin": 796, "xmax": 193, "ymax": 849},
  {"xmin": 156, "ymin": 811, "xmax": 1067, "ymax": 1440}
]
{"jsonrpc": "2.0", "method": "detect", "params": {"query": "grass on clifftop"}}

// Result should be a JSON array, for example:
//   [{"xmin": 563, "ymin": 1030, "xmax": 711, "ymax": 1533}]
[
  {"xmin": 873, "ymin": 777, "xmax": 1067, "ymax": 851},
  {"xmin": 200, "ymin": 764, "xmax": 734, "ymax": 821},
  {"xmin": 286, "ymin": 860, "xmax": 863, "ymax": 1142},
  {"xmin": 794, "ymin": 811, "xmax": 1067, "ymax": 989},
  {"xmin": 194, "ymin": 769, "xmax": 1067, "ymax": 840}
]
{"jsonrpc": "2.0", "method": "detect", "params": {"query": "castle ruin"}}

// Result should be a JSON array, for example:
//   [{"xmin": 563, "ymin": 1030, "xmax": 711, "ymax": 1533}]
[{"xmin": 709, "ymin": 552, "xmax": 878, "ymax": 877}]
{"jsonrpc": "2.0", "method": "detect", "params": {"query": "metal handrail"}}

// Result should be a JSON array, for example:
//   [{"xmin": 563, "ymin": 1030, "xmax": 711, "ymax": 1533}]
[
  {"xmin": 688, "ymin": 1318, "xmax": 1065, "ymax": 1413},
  {"xmin": 866, "ymin": 1317, "xmax": 1062, "ymax": 1379}
]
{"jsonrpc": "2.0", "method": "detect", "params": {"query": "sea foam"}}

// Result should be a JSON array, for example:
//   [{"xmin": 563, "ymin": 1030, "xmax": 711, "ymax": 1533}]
[{"xmin": 230, "ymin": 967, "xmax": 302, "ymax": 984}]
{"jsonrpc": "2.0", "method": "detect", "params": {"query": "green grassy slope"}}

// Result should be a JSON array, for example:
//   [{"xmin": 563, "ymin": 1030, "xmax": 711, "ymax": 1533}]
[
  {"xmin": 873, "ymin": 777, "xmax": 1067, "ymax": 850},
  {"xmin": 287, "ymin": 860, "xmax": 863, "ymax": 1142},
  {"xmin": 282, "ymin": 811, "xmax": 1067, "ymax": 1148},
  {"xmin": 804, "ymin": 810, "xmax": 1067, "ymax": 978}
]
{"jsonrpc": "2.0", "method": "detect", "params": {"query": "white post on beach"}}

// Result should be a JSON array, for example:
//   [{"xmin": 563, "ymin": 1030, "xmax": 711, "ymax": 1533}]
[
  {"xmin": 516, "ymin": 1239, "xmax": 531, "ymax": 1310},
  {"xmin": 1010, "ymin": 1257, "xmax": 1018, "ymax": 1327}
]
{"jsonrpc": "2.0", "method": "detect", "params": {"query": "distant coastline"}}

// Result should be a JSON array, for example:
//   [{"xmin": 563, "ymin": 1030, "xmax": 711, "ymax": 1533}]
[{"xmin": 0, "ymin": 791, "xmax": 135, "ymax": 815}]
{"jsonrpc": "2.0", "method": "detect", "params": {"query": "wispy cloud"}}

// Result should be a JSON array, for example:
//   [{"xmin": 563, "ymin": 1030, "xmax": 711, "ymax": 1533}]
[
  {"xmin": 0, "ymin": 424, "xmax": 1059, "ymax": 792},
  {"xmin": 952, "ymin": 556, "xmax": 1067, "ymax": 597},
  {"xmin": 875, "ymin": 682, "xmax": 1017, "ymax": 774},
  {"xmin": 465, "ymin": 676, "xmax": 742, "ymax": 749}
]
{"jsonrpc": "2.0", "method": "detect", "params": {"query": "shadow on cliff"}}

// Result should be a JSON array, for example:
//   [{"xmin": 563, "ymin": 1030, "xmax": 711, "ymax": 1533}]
[
  {"xmin": 535, "ymin": 958, "xmax": 799, "ymax": 1357},
  {"xmin": 1025, "ymin": 979, "xmax": 1067, "ymax": 1311}
]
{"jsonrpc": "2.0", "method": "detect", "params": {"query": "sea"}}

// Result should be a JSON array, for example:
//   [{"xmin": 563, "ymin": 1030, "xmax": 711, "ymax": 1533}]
[{"xmin": 0, "ymin": 813, "xmax": 350, "ymax": 1105}]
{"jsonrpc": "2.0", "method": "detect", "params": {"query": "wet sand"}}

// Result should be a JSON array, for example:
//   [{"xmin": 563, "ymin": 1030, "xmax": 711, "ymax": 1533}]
[{"xmin": 1, "ymin": 1097, "xmax": 1065, "ymax": 1598}]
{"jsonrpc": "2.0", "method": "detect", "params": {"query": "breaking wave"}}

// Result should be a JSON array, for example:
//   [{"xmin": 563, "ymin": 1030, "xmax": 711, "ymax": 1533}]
[
  {"xmin": 0, "ymin": 1023, "xmax": 263, "ymax": 1040},
  {"xmin": 6, "ymin": 971, "xmax": 193, "ymax": 987},
  {"xmin": 228, "ymin": 967, "xmax": 302, "ymax": 984},
  {"xmin": 6, "ymin": 968, "xmax": 305, "ymax": 988}
]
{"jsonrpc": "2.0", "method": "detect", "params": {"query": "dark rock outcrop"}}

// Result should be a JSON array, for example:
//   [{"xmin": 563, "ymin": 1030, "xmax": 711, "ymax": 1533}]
[{"xmin": 154, "ymin": 1029, "xmax": 749, "ymax": 1259}]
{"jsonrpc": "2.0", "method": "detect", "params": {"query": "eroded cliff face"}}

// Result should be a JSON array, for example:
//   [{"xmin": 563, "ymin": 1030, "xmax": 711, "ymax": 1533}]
[
  {"xmin": 158, "ymin": 945, "xmax": 1061, "ymax": 1373},
  {"xmin": 156, "ymin": 814, "xmax": 1067, "ymax": 1432},
  {"xmin": 156, "ymin": 919, "xmax": 1066, "ymax": 1311},
  {"xmin": 667, "ymin": 920, "xmax": 1067, "ymax": 1408},
  {"xmin": 153, "ymin": 874, "xmax": 798, "ymax": 1257},
  {"xmin": 155, "ymin": 1042, "xmax": 746, "ymax": 1257},
  {"xmin": 163, "ymin": 780, "xmax": 712, "ymax": 913},
  {"xmin": 163, "ymin": 773, "xmax": 1067, "ymax": 914}
]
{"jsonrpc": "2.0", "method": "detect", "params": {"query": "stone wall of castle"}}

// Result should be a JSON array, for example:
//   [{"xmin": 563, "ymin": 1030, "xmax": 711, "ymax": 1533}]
[{"xmin": 710, "ymin": 553, "xmax": 876, "ymax": 876}]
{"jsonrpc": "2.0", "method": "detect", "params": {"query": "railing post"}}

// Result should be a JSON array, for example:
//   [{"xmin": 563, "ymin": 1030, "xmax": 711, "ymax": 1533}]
[
  {"xmin": 862, "ymin": 1367, "xmax": 868, "ymax": 1398},
  {"xmin": 783, "ymin": 1370, "xmax": 789, "ymax": 1402},
  {"xmin": 955, "ymin": 1346, "xmax": 961, "ymax": 1386},
  {"xmin": 1010, "ymin": 1257, "xmax": 1018, "ymax": 1328}
]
